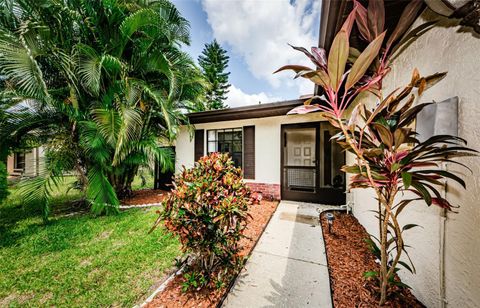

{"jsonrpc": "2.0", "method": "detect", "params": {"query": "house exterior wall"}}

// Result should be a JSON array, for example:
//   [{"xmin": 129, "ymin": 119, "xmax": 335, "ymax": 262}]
[
  {"xmin": 175, "ymin": 112, "xmax": 327, "ymax": 197},
  {"xmin": 6, "ymin": 155, "xmax": 14, "ymax": 174},
  {"xmin": 6, "ymin": 147, "xmax": 45, "ymax": 177},
  {"xmin": 23, "ymin": 149, "xmax": 37, "ymax": 177},
  {"xmin": 350, "ymin": 9, "xmax": 480, "ymax": 308}
]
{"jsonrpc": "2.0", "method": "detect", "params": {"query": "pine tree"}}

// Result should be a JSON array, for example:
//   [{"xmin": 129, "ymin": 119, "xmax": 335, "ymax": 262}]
[{"xmin": 198, "ymin": 40, "xmax": 230, "ymax": 110}]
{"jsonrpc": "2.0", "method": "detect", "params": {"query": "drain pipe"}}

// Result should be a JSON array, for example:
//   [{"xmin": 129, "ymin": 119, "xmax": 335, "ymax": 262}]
[
  {"xmin": 439, "ymin": 162, "xmax": 448, "ymax": 308},
  {"xmin": 440, "ymin": 209, "xmax": 447, "ymax": 308},
  {"xmin": 315, "ymin": 192, "xmax": 353, "ymax": 217},
  {"xmin": 345, "ymin": 190, "xmax": 354, "ymax": 214}
]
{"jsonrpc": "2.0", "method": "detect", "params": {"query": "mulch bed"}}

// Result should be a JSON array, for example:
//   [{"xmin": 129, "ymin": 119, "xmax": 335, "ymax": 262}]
[
  {"xmin": 121, "ymin": 189, "xmax": 168, "ymax": 205},
  {"xmin": 146, "ymin": 200, "xmax": 279, "ymax": 308},
  {"xmin": 320, "ymin": 211, "xmax": 424, "ymax": 308}
]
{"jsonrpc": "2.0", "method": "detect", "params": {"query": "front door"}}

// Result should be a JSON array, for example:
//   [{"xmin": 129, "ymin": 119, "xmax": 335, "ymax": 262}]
[
  {"xmin": 154, "ymin": 146, "xmax": 175, "ymax": 191},
  {"xmin": 281, "ymin": 123, "xmax": 345, "ymax": 204}
]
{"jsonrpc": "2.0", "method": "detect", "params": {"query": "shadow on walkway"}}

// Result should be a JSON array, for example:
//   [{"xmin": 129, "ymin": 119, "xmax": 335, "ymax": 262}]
[{"xmin": 222, "ymin": 201, "xmax": 334, "ymax": 308}]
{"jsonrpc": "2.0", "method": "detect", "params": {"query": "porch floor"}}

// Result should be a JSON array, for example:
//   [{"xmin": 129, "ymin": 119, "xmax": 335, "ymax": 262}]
[{"xmin": 222, "ymin": 200, "xmax": 333, "ymax": 308}]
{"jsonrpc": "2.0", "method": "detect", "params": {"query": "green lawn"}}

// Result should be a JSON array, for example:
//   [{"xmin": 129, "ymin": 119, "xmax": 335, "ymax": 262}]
[
  {"xmin": 131, "ymin": 170, "xmax": 155, "ymax": 191},
  {"xmin": 0, "ymin": 177, "xmax": 179, "ymax": 307}
]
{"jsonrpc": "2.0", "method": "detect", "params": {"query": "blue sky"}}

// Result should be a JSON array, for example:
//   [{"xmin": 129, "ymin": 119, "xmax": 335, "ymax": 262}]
[{"xmin": 172, "ymin": 0, "xmax": 321, "ymax": 108}]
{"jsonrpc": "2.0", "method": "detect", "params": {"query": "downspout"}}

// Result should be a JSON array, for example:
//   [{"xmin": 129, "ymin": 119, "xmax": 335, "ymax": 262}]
[
  {"xmin": 439, "ymin": 162, "xmax": 448, "ymax": 308},
  {"xmin": 437, "ymin": 97, "xmax": 458, "ymax": 308},
  {"xmin": 440, "ymin": 210, "xmax": 447, "ymax": 308}
]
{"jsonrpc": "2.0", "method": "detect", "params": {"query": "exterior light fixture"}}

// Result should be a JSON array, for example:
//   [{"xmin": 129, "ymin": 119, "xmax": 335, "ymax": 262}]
[{"xmin": 326, "ymin": 213, "xmax": 335, "ymax": 233}]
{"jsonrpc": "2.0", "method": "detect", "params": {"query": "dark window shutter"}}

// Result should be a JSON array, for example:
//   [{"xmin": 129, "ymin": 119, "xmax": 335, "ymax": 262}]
[
  {"xmin": 194, "ymin": 129, "xmax": 204, "ymax": 162},
  {"xmin": 243, "ymin": 126, "xmax": 255, "ymax": 179}
]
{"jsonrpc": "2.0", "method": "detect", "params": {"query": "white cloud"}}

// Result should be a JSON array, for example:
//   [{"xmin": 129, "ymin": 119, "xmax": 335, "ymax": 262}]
[
  {"xmin": 226, "ymin": 84, "xmax": 282, "ymax": 108},
  {"xmin": 201, "ymin": 0, "xmax": 320, "ymax": 97}
]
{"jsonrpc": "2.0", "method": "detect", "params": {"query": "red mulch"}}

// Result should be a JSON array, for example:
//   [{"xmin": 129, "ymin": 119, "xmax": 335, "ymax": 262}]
[
  {"xmin": 121, "ymin": 189, "xmax": 168, "ymax": 205},
  {"xmin": 320, "ymin": 211, "xmax": 424, "ymax": 308},
  {"xmin": 146, "ymin": 200, "xmax": 279, "ymax": 308}
]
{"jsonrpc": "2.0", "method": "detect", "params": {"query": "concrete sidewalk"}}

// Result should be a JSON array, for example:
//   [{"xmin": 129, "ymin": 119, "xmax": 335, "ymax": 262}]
[{"xmin": 222, "ymin": 200, "xmax": 333, "ymax": 308}]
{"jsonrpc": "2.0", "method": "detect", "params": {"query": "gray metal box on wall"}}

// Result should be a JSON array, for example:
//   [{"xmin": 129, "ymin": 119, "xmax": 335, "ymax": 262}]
[{"xmin": 416, "ymin": 96, "xmax": 459, "ymax": 142}]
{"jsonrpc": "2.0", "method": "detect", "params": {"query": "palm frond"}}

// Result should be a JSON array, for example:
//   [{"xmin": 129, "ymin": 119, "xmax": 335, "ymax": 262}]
[
  {"xmin": 156, "ymin": 0, "xmax": 190, "ymax": 45},
  {"xmin": 16, "ymin": 148, "xmax": 68, "ymax": 222},
  {"xmin": 86, "ymin": 165, "xmax": 119, "ymax": 215},
  {"xmin": 140, "ymin": 84, "xmax": 175, "ymax": 137},
  {"xmin": 1, "ymin": 98, "xmax": 64, "ymax": 146},
  {"xmin": 112, "ymin": 105, "xmax": 143, "ymax": 166},
  {"xmin": 0, "ymin": 27, "xmax": 49, "ymax": 99},
  {"xmin": 75, "ymin": 44, "xmax": 102, "ymax": 96},
  {"xmin": 78, "ymin": 120, "xmax": 112, "ymax": 166},
  {"xmin": 17, "ymin": 176, "xmax": 54, "ymax": 221},
  {"xmin": 119, "ymin": 8, "xmax": 159, "ymax": 39},
  {"xmin": 121, "ymin": 134, "xmax": 174, "ymax": 172},
  {"xmin": 91, "ymin": 108, "xmax": 121, "ymax": 146}
]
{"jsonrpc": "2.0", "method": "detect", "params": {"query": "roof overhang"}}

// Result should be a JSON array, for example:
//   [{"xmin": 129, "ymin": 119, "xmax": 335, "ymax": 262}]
[
  {"xmin": 315, "ymin": 0, "xmax": 426, "ymax": 95},
  {"xmin": 187, "ymin": 99, "xmax": 306, "ymax": 124}
]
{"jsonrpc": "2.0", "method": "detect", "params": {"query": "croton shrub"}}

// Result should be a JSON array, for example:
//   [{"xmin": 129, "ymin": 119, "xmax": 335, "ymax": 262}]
[{"xmin": 152, "ymin": 152, "xmax": 250, "ymax": 291}]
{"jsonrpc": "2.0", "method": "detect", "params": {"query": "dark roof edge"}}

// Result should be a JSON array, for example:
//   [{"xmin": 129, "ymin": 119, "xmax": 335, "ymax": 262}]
[
  {"xmin": 318, "ymin": 0, "xmax": 347, "ymax": 50},
  {"xmin": 315, "ymin": 0, "xmax": 348, "ymax": 96},
  {"xmin": 187, "ymin": 98, "xmax": 306, "ymax": 124}
]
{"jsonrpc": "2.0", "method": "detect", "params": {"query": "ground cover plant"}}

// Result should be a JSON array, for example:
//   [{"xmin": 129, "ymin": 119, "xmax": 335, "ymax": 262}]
[
  {"xmin": 276, "ymin": 0, "xmax": 477, "ymax": 304},
  {"xmin": 0, "ymin": 181, "xmax": 179, "ymax": 307},
  {"xmin": 151, "ymin": 153, "xmax": 250, "ymax": 291},
  {"xmin": 0, "ymin": 0, "xmax": 206, "ymax": 219}
]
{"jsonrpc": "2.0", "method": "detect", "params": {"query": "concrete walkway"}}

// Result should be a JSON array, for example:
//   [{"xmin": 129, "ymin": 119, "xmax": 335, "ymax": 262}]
[{"xmin": 222, "ymin": 200, "xmax": 333, "ymax": 308}]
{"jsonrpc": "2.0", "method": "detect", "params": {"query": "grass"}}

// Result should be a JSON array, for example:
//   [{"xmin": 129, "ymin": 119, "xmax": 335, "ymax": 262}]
[
  {"xmin": 131, "ymin": 170, "xmax": 154, "ymax": 191},
  {"xmin": 0, "ymin": 176, "xmax": 180, "ymax": 307}
]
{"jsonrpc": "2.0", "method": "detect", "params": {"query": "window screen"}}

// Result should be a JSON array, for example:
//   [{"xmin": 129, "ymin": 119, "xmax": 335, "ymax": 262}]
[{"xmin": 207, "ymin": 128, "xmax": 243, "ymax": 167}]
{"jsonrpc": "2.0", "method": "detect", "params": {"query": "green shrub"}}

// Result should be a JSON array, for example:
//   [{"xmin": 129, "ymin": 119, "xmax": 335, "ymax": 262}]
[
  {"xmin": 0, "ymin": 161, "xmax": 8, "ymax": 204},
  {"xmin": 152, "ymin": 153, "xmax": 250, "ymax": 291}
]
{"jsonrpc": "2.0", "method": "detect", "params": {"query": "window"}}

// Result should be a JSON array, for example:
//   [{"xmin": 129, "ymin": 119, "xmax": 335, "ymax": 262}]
[
  {"xmin": 207, "ymin": 128, "xmax": 243, "ymax": 167},
  {"xmin": 14, "ymin": 152, "xmax": 25, "ymax": 170}
]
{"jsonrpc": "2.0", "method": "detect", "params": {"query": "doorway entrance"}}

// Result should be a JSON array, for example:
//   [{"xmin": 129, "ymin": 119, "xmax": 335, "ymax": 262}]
[
  {"xmin": 280, "ymin": 122, "xmax": 345, "ymax": 204},
  {"xmin": 154, "ymin": 146, "xmax": 175, "ymax": 191}
]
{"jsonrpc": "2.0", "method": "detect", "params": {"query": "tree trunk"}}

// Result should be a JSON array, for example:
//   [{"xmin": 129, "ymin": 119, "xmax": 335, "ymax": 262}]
[
  {"xmin": 111, "ymin": 165, "xmax": 138, "ymax": 200},
  {"xmin": 379, "ymin": 187, "xmax": 397, "ymax": 306},
  {"xmin": 379, "ymin": 208, "xmax": 390, "ymax": 305}
]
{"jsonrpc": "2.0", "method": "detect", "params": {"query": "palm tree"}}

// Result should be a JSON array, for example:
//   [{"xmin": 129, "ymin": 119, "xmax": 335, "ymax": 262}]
[{"xmin": 0, "ymin": 0, "xmax": 205, "ymax": 220}]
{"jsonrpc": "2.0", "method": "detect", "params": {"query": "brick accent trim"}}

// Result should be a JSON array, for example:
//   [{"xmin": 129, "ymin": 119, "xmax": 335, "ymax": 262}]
[{"xmin": 246, "ymin": 182, "xmax": 281, "ymax": 201}]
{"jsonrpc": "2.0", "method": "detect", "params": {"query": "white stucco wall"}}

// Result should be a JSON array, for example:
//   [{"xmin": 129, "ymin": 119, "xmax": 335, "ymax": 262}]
[
  {"xmin": 175, "ymin": 112, "xmax": 327, "ymax": 184},
  {"xmin": 351, "ymin": 9, "xmax": 480, "ymax": 308}
]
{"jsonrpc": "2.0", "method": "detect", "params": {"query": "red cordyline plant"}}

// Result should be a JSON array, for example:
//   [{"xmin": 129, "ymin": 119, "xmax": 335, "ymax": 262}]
[{"xmin": 276, "ymin": 0, "xmax": 477, "ymax": 305}]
